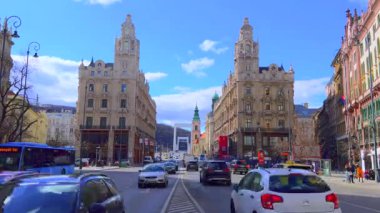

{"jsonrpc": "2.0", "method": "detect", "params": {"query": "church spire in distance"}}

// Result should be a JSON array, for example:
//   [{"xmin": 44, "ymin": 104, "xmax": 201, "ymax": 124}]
[{"xmin": 193, "ymin": 104, "xmax": 200, "ymax": 121}]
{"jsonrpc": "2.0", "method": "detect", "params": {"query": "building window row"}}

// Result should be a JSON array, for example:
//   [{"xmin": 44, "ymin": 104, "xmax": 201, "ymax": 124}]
[
  {"xmin": 86, "ymin": 99, "xmax": 127, "ymax": 109},
  {"xmin": 87, "ymin": 83, "xmax": 127, "ymax": 93},
  {"xmin": 84, "ymin": 116, "xmax": 126, "ymax": 128},
  {"xmin": 90, "ymin": 70, "xmax": 110, "ymax": 77}
]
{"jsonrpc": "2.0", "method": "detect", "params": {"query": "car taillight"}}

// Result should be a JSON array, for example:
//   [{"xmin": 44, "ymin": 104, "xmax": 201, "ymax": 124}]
[
  {"xmin": 224, "ymin": 167, "xmax": 230, "ymax": 172},
  {"xmin": 261, "ymin": 194, "xmax": 283, "ymax": 210},
  {"xmin": 246, "ymin": 164, "xmax": 250, "ymax": 169},
  {"xmin": 207, "ymin": 168, "xmax": 213, "ymax": 173},
  {"xmin": 234, "ymin": 164, "xmax": 238, "ymax": 169},
  {"xmin": 326, "ymin": 193, "xmax": 339, "ymax": 209}
]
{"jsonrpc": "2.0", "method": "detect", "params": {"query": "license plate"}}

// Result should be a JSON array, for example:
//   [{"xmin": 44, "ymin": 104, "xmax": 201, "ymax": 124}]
[{"xmin": 215, "ymin": 170, "xmax": 223, "ymax": 172}]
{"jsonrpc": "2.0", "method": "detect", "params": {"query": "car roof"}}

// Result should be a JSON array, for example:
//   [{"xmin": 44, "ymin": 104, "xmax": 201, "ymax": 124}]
[
  {"xmin": 251, "ymin": 168, "xmax": 316, "ymax": 177},
  {"xmin": 6, "ymin": 173, "xmax": 110, "ymax": 185}
]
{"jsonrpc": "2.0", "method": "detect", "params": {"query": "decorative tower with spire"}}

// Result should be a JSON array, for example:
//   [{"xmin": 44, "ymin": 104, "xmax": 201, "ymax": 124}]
[
  {"xmin": 192, "ymin": 104, "xmax": 201, "ymax": 149},
  {"xmin": 114, "ymin": 14, "xmax": 140, "ymax": 74},
  {"xmin": 234, "ymin": 17, "xmax": 259, "ymax": 80}
]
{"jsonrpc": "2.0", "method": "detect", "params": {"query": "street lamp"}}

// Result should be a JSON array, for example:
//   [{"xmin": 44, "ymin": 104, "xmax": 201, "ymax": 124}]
[
  {"xmin": 19, "ymin": 42, "xmax": 40, "ymax": 141},
  {"xmin": 0, "ymin": 16, "xmax": 21, "ymax": 91},
  {"xmin": 365, "ymin": 35, "xmax": 380, "ymax": 182}
]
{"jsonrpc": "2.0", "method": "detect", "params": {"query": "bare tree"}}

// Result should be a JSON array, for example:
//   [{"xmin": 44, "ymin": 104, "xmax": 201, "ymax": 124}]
[
  {"xmin": 46, "ymin": 127, "xmax": 70, "ymax": 147},
  {"xmin": 0, "ymin": 64, "xmax": 37, "ymax": 142}
]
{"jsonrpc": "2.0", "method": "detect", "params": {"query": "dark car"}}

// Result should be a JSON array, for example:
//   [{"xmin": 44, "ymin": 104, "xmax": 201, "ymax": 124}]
[
  {"xmin": 167, "ymin": 160, "xmax": 179, "ymax": 171},
  {"xmin": 199, "ymin": 160, "xmax": 231, "ymax": 185},
  {"xmin": 186, "ymin": 161, "xmax": 199, "ymax": 171},
  {"xmin": 231, "ymin": 159, "xmax": 250, "ymax": 175},
  {"xmin": 161, "ymin": 162, "xmax": 177, "ymax": 174},
  {"xmin": 0, "ymin": 173, "xmax": 125, "ymax": 213}
]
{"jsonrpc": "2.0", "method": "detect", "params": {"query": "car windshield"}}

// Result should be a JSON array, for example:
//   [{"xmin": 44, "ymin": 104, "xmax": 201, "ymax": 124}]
[
  {"xmin": 0, "ymin": 182, "xmax": 78, "ymax": 213},
  {"xmin": 142, "ymin": 165, "xmax": 164, "ymax": 172},
  {"xmin": 269, "ymin": 174, "xmax": 331, "ymax": 193},
  {"xmin": 208, "ymin": 162, "xmax": 227, "ymax": 169},
  {"xmin": 288, "ymin": 165, "xmax": 312, "ymax": 170}
]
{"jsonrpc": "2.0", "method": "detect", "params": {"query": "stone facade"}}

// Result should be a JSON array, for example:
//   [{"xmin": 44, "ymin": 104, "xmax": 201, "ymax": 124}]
[
  {"xmin": 293, "ymin": 104, "xmax": 320, "ymax": 162},
  {"xmin": 341, "ymin": 2, "xmax": 380, "ymax": 171},
  {"xmin": 207, "ymin": 18, "xmax": 294, "ymax": 161},
  {"xmin": 46, "ymin": 109, "xmax": 76, "ymax": 146},
  {"xmin": 76, "ymin": 15, "xmax": 156, "ymax": 165},
  {"xmin": 0, "ymin": 21, "xmax": 15, "ymax": 91}
]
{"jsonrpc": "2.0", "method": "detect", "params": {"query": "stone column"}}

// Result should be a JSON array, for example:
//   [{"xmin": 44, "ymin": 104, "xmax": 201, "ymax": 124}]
[
  {"xmin": 107, "ymin": 129, "xmax": 114, "ymax": 165},
  {"xmin": 128, "ymin": 127, "xmax": 136, "ymax": 164}
]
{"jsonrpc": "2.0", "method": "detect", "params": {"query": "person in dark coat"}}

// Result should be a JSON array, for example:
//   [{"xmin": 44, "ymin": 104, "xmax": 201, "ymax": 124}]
[{"xmin": 349, "ymin": 163, "xmax": 355, "ymax": 183}]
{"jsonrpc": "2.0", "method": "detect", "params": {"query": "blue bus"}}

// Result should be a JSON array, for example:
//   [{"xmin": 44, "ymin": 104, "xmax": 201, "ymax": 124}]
[{"xmin": 0, "ymin": 142, "xmax": 75, "ymax": 174}]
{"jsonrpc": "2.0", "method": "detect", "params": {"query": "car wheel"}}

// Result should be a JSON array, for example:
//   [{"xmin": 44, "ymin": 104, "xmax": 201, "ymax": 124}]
[
  {"xmin": 240, "ymin": 171, "xmax": 243, "ymax": 175},
  {"xmin": 138, "ymin": 183, "xmax": 144, "ymax": 188},
  {"xmin": 226, "ymin": 180, "xmax": 232, "ymax": 186},
  {"xmin": 61, "ymin": 168, "xmax": 66, "ymax": 174},
  {"xmin": 230, "ymin": 199, "xmax": 236, "ymax": 213},
  {"xmin": 202, "ymin": 178, "xmax": 208, "ymax": 185}
]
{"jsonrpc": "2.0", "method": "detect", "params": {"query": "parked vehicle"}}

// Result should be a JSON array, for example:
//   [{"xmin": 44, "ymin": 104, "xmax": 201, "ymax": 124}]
[
  {"xmin": 161, "ymin": 162, "xmax": 176, "ymax": 174},
  {"xmin": 230, "ymin": 168, "xmax": 341, "ymax": 213},
  {"xmin": 0, "ymin": 173, "xmax": 125, "ymax": 213},
  {"xmin": 231, "ymin": 159, "xmax": 250, "ymax": 175},
  {"xmin": 138, "ymin": 164, "xmax": 168, "ymax": 188},
  {"xmin": 200, "ymin": 160, "xmax": 231, "ymax": 185},
  {"xmin": 143, "ymin": 156, "xmax": 154, "ymax": 165},
  {"xmin": 75, "ymin": 158, "xmax": 90, "ymax": 167},
  {"xmin": 186, "ymin": 160, "xmax": 199, "ymax": 171}
]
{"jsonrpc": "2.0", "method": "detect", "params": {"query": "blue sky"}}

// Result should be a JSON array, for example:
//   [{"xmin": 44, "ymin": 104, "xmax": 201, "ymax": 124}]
[{"xmin": 0, "ymin": 0, "xmax": 368, "ymax": 126}]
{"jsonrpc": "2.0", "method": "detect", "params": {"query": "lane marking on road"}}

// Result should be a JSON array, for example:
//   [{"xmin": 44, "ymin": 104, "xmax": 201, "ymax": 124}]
[
  {"xmin": 341, "ymin": 200, "xmax": 380, "ymax": 212},
  {"xmin": 160, "ymin": 175, "xmax": 180, "ymax": 213},
  {"xmin": 181, "ymin": 175, "xmax": 205, "ymax": 213}
]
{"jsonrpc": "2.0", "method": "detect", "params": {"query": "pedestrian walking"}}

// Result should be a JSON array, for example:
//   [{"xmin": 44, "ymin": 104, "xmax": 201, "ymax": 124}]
[
  {"xmin": 356, "ymin": 165, "xmax": 364, "ymax": 183},
  {"xmin": 345, "ymin": 162, "xmax": 350, "ymax": 182},
  {"xmin": 349, "ymin": 163, "xmax": 355, "ymax": 183}
]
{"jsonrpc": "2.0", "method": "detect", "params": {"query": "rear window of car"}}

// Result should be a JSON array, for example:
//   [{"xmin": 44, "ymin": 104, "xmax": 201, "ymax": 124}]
[
  {"xmin": 208, "ymin": 162, "xmax": 227, "ymax": 169},
  {"xmin": 269, "ymin": 174, "xmax": 330, "ymax": 193},
  {"xmin": 188, "ymin": 161, "xmax": 197, "ymax": 165},
  {"xmin": 288, "ymin": 165, "xmax": 312, "ymax": 170}
]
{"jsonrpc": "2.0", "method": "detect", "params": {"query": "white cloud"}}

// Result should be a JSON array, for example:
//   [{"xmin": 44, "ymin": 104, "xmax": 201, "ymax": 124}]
[
  {"xmin": 199, "ymin": 39, "xmax": 228, "ymax": 54},
  {"xmin": 173, "ymin": 86, "xmax": 191, "ymax": 93},
  {"xmin": 145, "ymin": 72, "xmax": 168, "ymax": 82},
  {"xmin": 74, "ymin": 0, "xmax": 121, "ymax": 6},
  {"xmin": 12, "ymin": 55, "xmax": 81, "ymax": 106},
  {"xmin": 153, "ymin": 86, "xmax": 222, "ymax": 125},
  {"xmin": 294, "ymin": 77, "xmax": 330, "ymax": 107},
  {"xmin": 181, "ymin": 57, "xmax": 214, "ymax": 77}
]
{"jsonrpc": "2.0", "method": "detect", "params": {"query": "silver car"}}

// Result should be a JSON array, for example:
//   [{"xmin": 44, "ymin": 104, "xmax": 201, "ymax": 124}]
[{"xmin": 138, "ymin": 164, "xmax": 168, "ymax": 188}]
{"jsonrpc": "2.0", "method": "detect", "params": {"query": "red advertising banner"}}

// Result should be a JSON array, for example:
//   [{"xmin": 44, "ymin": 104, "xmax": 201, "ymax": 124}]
[{"xmin": 218, "ymin": 136, "xmax": 228, "ymax": 157}]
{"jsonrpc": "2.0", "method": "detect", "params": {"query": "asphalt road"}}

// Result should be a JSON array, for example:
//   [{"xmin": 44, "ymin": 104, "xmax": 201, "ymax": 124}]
[
  {"xmin": 85, "ymin": 167, "xmax": 180, "ymax": 213},
  {"xmin": 84, "ymin": 167, "xmax": 380, "ymax": 213}
]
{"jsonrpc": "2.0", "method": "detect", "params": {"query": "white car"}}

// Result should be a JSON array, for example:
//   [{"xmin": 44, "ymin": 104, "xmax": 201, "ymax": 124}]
[
  {"xmin": 230, "ymin": 168, "xmax": 341, "ymax": 213},
  {"xmin": 138, "ymin": 164, "xmax": 168, "ymax": 188}
]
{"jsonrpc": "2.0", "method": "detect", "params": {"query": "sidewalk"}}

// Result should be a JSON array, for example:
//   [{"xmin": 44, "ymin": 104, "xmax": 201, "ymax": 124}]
[{"xmin": 320, "ymin": 173, "xmax": 380, "ymax": 189}]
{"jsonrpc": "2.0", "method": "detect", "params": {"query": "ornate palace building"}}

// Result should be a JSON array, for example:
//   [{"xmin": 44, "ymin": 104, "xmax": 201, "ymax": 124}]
[
  {"xmin": 207, "ymin": 18, "xmax": 294, "ymax": 161},
  {"xmin": 341, "ymin": 1, "xmax": 380, "ymax": 172},
  {"xmin": 76, "ymin": 15, "xmax": 156, "ymax": 165}
]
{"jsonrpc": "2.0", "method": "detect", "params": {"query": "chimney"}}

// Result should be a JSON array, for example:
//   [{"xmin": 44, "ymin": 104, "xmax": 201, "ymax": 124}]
[{"xmin": 304, "ymin": 103, "xmax": 309, "ymax": 109}]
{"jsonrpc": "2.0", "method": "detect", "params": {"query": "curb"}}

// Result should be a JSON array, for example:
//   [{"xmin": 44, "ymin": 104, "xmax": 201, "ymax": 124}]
[{"xmin": 160, "ymin": 175, "xmax": 180, "ymax": 213}]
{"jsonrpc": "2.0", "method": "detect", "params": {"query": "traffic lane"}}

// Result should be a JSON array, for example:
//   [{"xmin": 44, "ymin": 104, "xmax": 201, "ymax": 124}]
[
  {"xmin": 182, "ymin": 171, "xmax": 243, "ymax": 213},
  {"xmin": 339, "ymin": 194, "xmax": 380, "ymax": 213},
  {"xmin": 102, "ymin": 170, "xmax": 180, "ymax": 213}
]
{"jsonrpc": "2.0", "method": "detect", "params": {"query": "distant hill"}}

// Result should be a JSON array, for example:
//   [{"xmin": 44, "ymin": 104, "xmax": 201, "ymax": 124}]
[{"xmin": 156, "ymin": 123, "xmax": 191, "ymax": 151}]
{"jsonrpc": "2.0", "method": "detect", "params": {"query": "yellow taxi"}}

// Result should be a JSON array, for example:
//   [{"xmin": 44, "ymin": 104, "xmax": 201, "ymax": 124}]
[{"xmin": 272, "ymin": 161, "xmax": 313, "ymax": 171}]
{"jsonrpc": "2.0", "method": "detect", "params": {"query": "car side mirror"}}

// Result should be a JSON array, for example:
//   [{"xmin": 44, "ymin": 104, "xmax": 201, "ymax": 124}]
[
  {"xmin": 89, "ymin": 203, "xmax": 106, "ymax": 213},
  {"xmin": 233, "ymin": 184, "xmax": 239, "ymax": 192}
]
